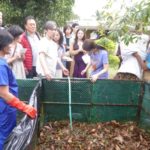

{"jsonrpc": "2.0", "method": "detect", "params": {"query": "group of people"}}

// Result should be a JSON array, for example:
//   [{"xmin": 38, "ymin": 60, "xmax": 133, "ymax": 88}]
[
  {"xmin": 1, "ymin": 13, "xmax": 150, "ymax": 84},
  {"xmin": 0, "ymin": 13, "xmax": 110, "ymax": 149},
  {"xmin": 1, "ymin": 11, "xmax": 150, "ymax": 149},
  {"xmin": 0, "ymin": 14, "xmax": 110, "ymax": 82}
]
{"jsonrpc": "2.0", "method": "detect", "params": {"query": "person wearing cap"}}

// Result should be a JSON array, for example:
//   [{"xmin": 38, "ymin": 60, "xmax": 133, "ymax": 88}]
[
  {"xmin": 0, "ymin": 29, "xmax": 37, "ymax": 150},
  {"xmin": 82, "ymin": 38, "xmax": 109, "ymax": 82},
  {"xmin": 36, "ymin": 21, "xmax": 69, "ymax": 80},
  {"xmin": 20, "ymin": 16, "xmax": 41, "ymax": 78}
]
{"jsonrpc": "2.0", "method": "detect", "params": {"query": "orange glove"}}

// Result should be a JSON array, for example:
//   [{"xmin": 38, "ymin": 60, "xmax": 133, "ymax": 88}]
[{"xmin": 7, "ymin": 97, "xmax": 37, "ymax": 119}]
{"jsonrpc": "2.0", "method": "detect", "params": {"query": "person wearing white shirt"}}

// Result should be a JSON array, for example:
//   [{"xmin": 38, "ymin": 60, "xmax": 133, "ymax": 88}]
[
  {"xmin": 114, "ymin": 34, "xmax": 149, "ymax": 80},
  {"xmin": 20, "ymin": 16, "xmax": 41, "ymax": 78},
  {"xmin": 36, "ymin": 21, "xmax": 69, "ymax": 80}
]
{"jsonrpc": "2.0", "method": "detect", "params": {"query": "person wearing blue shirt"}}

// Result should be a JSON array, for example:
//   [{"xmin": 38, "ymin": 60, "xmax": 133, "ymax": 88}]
[
  {"xmin": 145, "ymin": 47, "xmax": 150, "ymax": 69},
  {"xmin": 0, "ymin": 29, "xmax": 37, "ymax": 149},
  {"xmin": 142, "ymin": 47, "xmax": 150, "ymax": 81},
  {"xmin": 82, "ymin": 39, "xmax": 109, "ymax": 82}
]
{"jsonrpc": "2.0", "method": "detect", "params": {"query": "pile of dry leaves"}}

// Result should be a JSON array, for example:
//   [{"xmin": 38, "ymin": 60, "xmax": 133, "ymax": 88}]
[{"xmin": 37, "ymin": 120, "xmax": 150, "ymax": 150}]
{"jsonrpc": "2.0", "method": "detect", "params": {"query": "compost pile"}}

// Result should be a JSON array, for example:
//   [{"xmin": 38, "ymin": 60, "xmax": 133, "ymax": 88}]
[{"xmin": 38, "ymin": 120, "xmax": 150, "ymax": 150}]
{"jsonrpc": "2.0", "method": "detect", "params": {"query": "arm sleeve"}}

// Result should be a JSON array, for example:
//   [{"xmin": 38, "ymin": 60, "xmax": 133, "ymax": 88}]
[
  {"xmin": 102, "ymin": 51, "xmax": 109, "ymax": 64},
  {"xmin": 146, "ymin": 54, "xmax": 150, "ymax": 69},
  {"xmin": 0, "ymin": 66, "xmax": 9, "ymax": 86},
  {"xmin": 38, "ymin": 39, "xmax": 48, "ymax": 54}
]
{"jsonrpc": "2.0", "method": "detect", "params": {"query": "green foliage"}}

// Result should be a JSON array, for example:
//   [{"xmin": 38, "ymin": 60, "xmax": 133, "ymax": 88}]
[
  {"xmin": 95, "ymin": 37, "xmax": 119, "ymax": 68},
  {"xmin": 96, "ymin": 0, "xmax": 150, "ymax": 67},
  {"xmin": 95, "ymin": 37, "xmax": 116, "ymax": 54},
  {"xmin": 109, "ymin": 55, "xmax": 120, "ymax": 68},
  {"xmin": 95, "ymin": 0, "xmax": 150, "ymax": 67},
  {"xmin": 96, "ymin": 0, "xmax": 150, "ymax": 44},
  {"xmin": 0, "ymin": 0, "xmax": 74, "ymax": 31}
]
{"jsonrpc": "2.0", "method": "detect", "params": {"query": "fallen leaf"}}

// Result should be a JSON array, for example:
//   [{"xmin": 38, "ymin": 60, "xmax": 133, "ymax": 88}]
[
  {"xmin": 114, "ymin": 135, "xmax": 124, "ymax": 144},
  {"xmin": 115, "ymin": 144, "xmax": 121, "ymax": 150}
]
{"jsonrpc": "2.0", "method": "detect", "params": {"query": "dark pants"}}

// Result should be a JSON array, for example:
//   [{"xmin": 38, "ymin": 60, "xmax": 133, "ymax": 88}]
[{"xmin": 26, "ymin": 66, "xmax": 37, "ymax": 78}]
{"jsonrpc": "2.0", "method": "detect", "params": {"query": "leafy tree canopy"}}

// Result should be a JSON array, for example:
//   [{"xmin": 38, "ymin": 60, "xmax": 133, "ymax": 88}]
[
  {"xmin": 0, "ymin": 0, "xmax": 74, "ymax": 31},
  {"xmin": 96, "ymin": 0, "xmax": 150, "ymax": 45}
]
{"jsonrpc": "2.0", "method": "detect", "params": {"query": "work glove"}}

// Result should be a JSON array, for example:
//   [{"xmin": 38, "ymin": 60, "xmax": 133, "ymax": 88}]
[{"xmin": 7, "ymin": 97, "xmax": 37, "ymax": 119}]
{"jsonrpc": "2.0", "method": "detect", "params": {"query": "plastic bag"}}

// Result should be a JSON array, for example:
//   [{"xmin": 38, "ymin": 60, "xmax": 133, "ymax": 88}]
[{"xmin": 4, "ymin": 82, "xmax": 40, "ymax": 150}]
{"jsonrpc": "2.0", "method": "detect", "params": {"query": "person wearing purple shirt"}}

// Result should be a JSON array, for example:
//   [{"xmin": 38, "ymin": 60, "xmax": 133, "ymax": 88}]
[
  {"xmin": 70, "ymin": 28, "xmax": 86, "ymax": 78},
  {"xmin": 82, "ymin": 39, "xmax": 109, "ymax": 82},
  {"xmin": 90, "ymin": 50, "xmax": 109, "ymax": 79}
]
